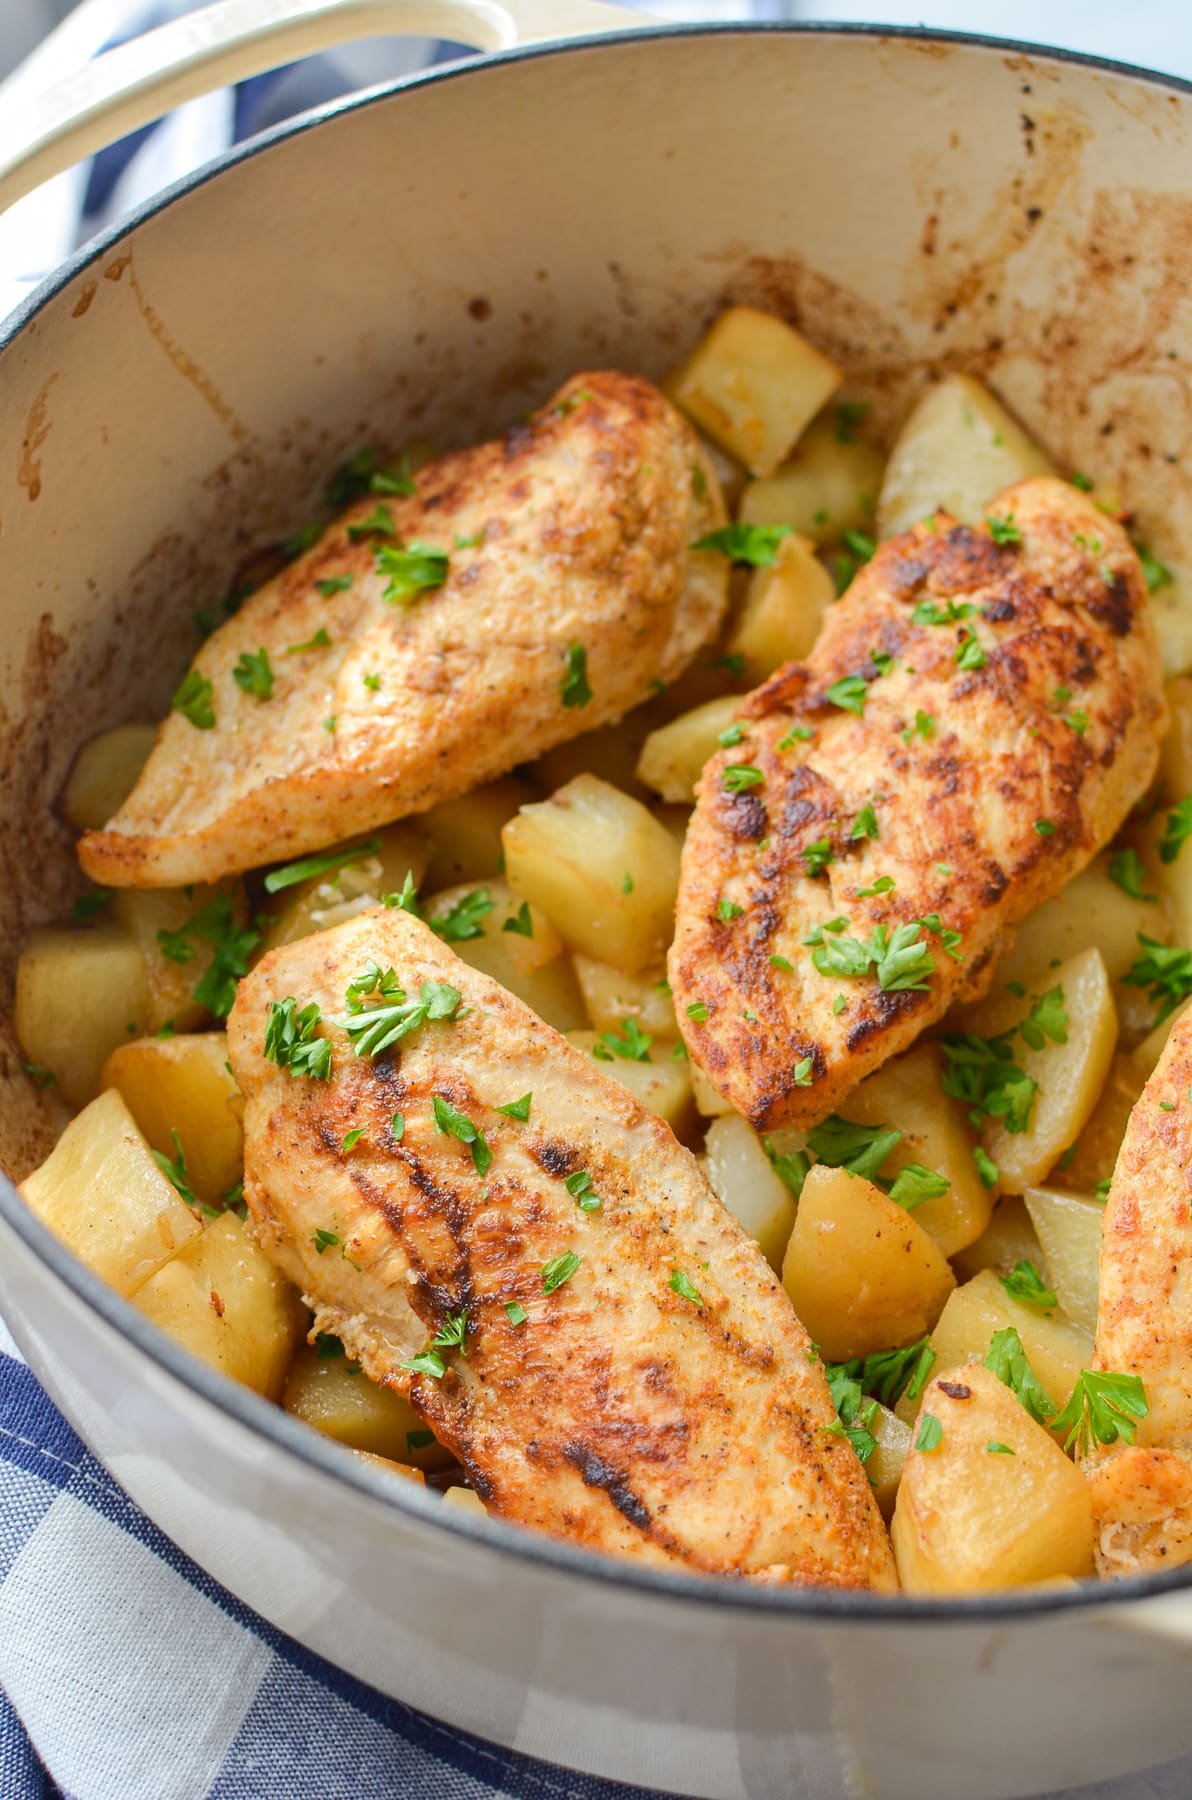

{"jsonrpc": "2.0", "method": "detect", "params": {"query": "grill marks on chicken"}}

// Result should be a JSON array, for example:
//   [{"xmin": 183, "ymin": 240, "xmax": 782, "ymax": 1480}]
[
  {"xmin": 79, "ymin": 372, "xmax": 727, "ymax": 889},
  {"xmin": 227, "ymin": 910, "xmax": 897, "ymax": 1590},
  {"xmin": 1086, "ymin": 1007, "xmax": 1192, "ymax": 1576},
  {"xmin": 671, "ymin": 478, "xmax": 1165, "ymax": 1130}
]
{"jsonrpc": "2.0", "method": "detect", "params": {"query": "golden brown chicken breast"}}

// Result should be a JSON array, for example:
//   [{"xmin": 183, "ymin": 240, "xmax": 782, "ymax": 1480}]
[
  {"xmin": 79, "ymin": 373, "xmax": 727, "ymax": 889},
  {"xmin": 671, "ymin": 478, "xmax": 1165, "ymax": 1130},
  {"xmin": 227, "ymin": 908, "xmax": 897, "ymax": 1590},
  {"xmin": 1086, "ymin": 1007, "xmax": 1192, "ymax": 1576}
]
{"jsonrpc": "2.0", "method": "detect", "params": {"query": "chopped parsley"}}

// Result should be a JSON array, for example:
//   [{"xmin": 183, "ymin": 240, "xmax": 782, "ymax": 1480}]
[
  {"xmin": 287, "ymin": 628, "xmax": 332, "ymax": 655},
  {"xmin": 317, "ymin": 574, "xmax": 354, "ymax": 597},
  {"xmin": 621, "ymin": 873, "xmax": 634, "ymax": 895},
  {"xmin": 232, "ymin": 647, "xmax": 274, "ymax": 700},
  {"xmin": 692, "ymin": 522, "xmax": 792, "ymax": 566},
  {"xmin": 987, "ymin": 513, "xmax": 1022, "ymax": 546},
  {"xmin": 902, "ymin": 709, "xmax": 935, "ymax": 744},
  {"xmin": 327, "ymin": 447, "xmax": 416, "ymax": 505},
  {"xmin": 722, "ymin": 764, "xmax": 764, "ymax": 794},
  {"xmin": 802, "ymin": 838, "xmax": 835, "ymax": 877},
  {"xmin": 406, "ymin": 1428, "xmax": 436, "ymax": 1449},
  {"xmin": 362, "ymin": 673, "xmax": 381, "ymax": 691},
  {"xmin": 391, "ymin": 1112, "xmax": 405, "ymax": 1140},
  {"xmin": 954, "ymin": 632, "xmax": 987, "ymax": 672},
  {"xmin": 856, "ymin": 874, "xmax": 895, "ymax": 899},
  {"xmin": 1070, "ymin": 471, "xmax": 1094, "ymax": 492},
  {"xmin": 1159, "ymin": 796, "xmax": 1192, "ymax": 864},
  {"xmin": 431, "ymin": 888, "xmax": 495, "ymax": 942},
  {"xmin": 716, "ymin": 896, "xmax": 744, "ymax": 922},
  {"xmin": 335, "ymin": 970, "xmax": 461, "ymax": 1057},
  {"xmin": 21, "ymin": 1062, "xmax": 56, "ymax": 1088},
  {"xmin": 432, "ymin": 1310, "xmax": 469, "ymax": 1357},
  {"xmin": 432, "ymin": 1095, "xmax": 492, "ymax": 1175},
  {"xmin": 1135, "ymin": 544, "xmax": 1173, "ymax": 594},
  {"xmin": 824, "ymin": 673, "xmax": 870, "ymax": 716},
  {"xmin": 939, "ymin": 986, "xmax": 1067, "ymax": 1135},
  {"xmin": 984, "ymin": 1326, "xmax": 1054, "ymax": 1425},
  {"xmin": 264, "ymin": 997, "xmax": 333, "ymax": 1081},
  {"xmin": 542, "ymin": 1251, "xmax": 581, "ymax": 1294},
  {"xmin": 686, "ymin": 1001, "xmax": 709, "ymax": 1023},
  {"xmin": 915, "ymin": 1414, "xmax": 943, "ymax": 1452},
  {"xmin": 73, "ymin": 889, "xmax": 112, "ymax": 923},
  {"xmin": 1034, "ymin": 819, "xmax": 1056, "ymax": 837},
  {"xmin": 842, "ymin": 528, "xmax": 877, "ymax": 564},
  {"xmin": 502, "ymin": 900, "xmax": 534, "ymax": 938},
  {"xmin": 778, "ymin": 724, "xmax": 815, "ymax": 748},
  {"xmin": 565, "ymin": 1171, "xmax": 601, "ymax": 1213},
  {"xmin": 718, "ymin": 723, "xmax": 745, "ymax": 748},
  {"xmin": 806, "ymin": 1115, "xmax": 902, "ymax": 1183},
  {"xmin": 850, "ymin": 802, "xmax": 879, "ymax": 841},
  {"xmin": 162, "ymin": 893, "xmax": 261, "ymax": 1019},
  {"xmin": 986, "ymin": 1441, "xmax": 1016, "ymax": 1455},
  {"xmin": 283, "ymin": 522, "xmax": 324, "ymax": 558},
  {"xmin": 1122, "ymin": 934, "xmax": 1192, "ymax": 1023},
  {"xmin": 792, "ymin": 1057, "xmax": 814, "ymax": 1087},
  {"xmin": 341, "ymin": 1127, "xmax": 366, "ymax": 1154},
  {"xmin": 383, "ymin": 870, "xmax": 421, "ymax": 915},
  {"xmin": 375, "ymin": 540, "xmax": 449, "ymax": 605},
  {"xmin": 172, "ymin": 669, "xmax": 215, "ymax": 730},
  {"xmin": 592, "ymin": 1018, "xmax": 652, "ymax": 1063},
  {"xmin": 810, "ymin": 920, "xmax": 937, "ymax": 993},
  {"xmin": 496, "ymin": 1093, "xmax": 533, "ymax": 1121},
  {"xmin": 505, "ymin": 1302, "xmax": 528, "ymax": 1327},
  {"xmin": 400, "ymin": 1348, "xmax": 447, "ymax": 1380},
  {"xmin": 263, "ymin": 837, "xmax": 382, "ymax": 894},
  {"xmin": 1000, "ymin": 1259, "xmax": 1057, "ymax": 1309},
  {"xmin": 669, "ymin": 1269, "xmax": 704, "ymax": 1308},
  {"xmin": 156, "ymin": 927, "xmax": 194, "ymax": 966},
  {"xmin": 1108, "ymin": 847, "xmax": 1156, "ymax": 900},
  {"xmin": 912, "ymin": 598, "xmax": 974, "ymax": 627},
  {"xmin": 348, "ymin": 502, "xmax": 396, "ymax": 542},
  {"xmin": 823, "ymin": 1363, "xmax": 880, "ymax": 1463},
  {"xmin": 313, "ymin": 1227, "xmax": 340, "ymax": 1254},
  {"xmin": 151, "ymin": 1129, "xmax": 199, "ymax": 1211},
  {"xmin": 769, "ymin": 954, "xmax": 794, "ymax": 972},
  {"xmin": 1049, "ymin": 1369, "xmax": 1148, "ymax": 1456},
  {"xmin": 887, "ymin": 1163, "xmax": 950, "ymax": 1210},
  {"xmin": 561, "ymin": 642, "xmax": 592, "ymax": 708},
  {"xmin": 764, "ymin": 1139, "xmax": 811, "ymax": 1200}
]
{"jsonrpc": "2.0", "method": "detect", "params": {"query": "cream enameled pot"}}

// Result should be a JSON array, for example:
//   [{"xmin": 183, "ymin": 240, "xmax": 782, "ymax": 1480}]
[{"xmin": 3, "ymin": 6, "xmax": 1192, "ymax": 1795}]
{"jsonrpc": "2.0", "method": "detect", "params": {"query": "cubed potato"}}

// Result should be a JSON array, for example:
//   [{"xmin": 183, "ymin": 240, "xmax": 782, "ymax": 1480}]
[
  {"xmin": 573, "ymin": 957, "xmax": 678, "ymax": 1038},
  {"xmin": 283, "ymin": 1342, "xmax": 452, "ymax": 1470},
  {"xmin": 891, "ymin": 1364, "xmax": 1095, "ymax": 1592},
  {"xmin": 567, "ymin": 1031, "xmax": 695, "ymax": 1138},
  {"xmin": 20, "ymin": 1087, "xmax": 200, "ymax": 1294},
  {"xmin": 690, "ymin": 1059, "xmax": 735, "ymax": 1118},
  {"xmin": 502, "ymin": 775, "xmax": 681, "ymax": 972},
  {"xmin": 738, "ymin": 409, "xmax": 885, "ymax": 544},
  {"xmin": 421, "ymin": 776, "xmax": 535, "ymax": 889},
  {"xmin": 15, "ymin": 925, "xmax": 149, "ymax": 1107},
  {"xmin": 1147, "ymin": 807, "xmax": 1192, "ymax": 952},
  {"xmin": 877, "ymin": 373, "xmax": 1054, "ymax": 540},
  {"xmin": 132, "ymin": 1211, "xmax": 306, "ymax": 1398},
  {"xmin": 259, "ymin": 822, "xmax": 431, "ymax": 953},
  {"xmin": 351, "ymin": 1450, "xmax": 425, "ymax": 1485},
  {"xmin": 703, "ymin": 1112, "xmax": 796, "ymax": 1271},
  {"xmin": 101, "ymin": 1032, "xmax": 242, "ymax": 1203},
  {"xmin": 726, "ymin": 533, "xmax": 835, "ymax": 679},
  {"xmin": 109, "ymin": 881, "xmax": 245, "ymax": 1032},
  {"xmin": 441, "ymin": 1484, "xmax": 488, "ymax": 1517},
  {"xmin": 961, "ymin": 947, "xmax": 1118, "ymax": 1194},
  {"xmin": 61, "ymin": 722, "xmax": 156, "ymax": 831},
  {"xmin": 868, "ymin": 1402, "xmax": 913, "ymax": 1521},
  {"xmin": 667, "ymin": 306, "xmax": 841, "ymax": 477},
  {"xmin": 1159, "ymin": 677, "xmax": 1192, "ymax": 799},
  {"xmin": 531, "ymin": 717, "xmax": 654, "ymax": 803},
  {"xmin": 1149, "ymin": 567, "xmax": 1192, "ymax": 681},
  {"xmin": 1023, "ymin": 1187, "xmax": 1103, "ymax": 1335},
  {"xmin": 637, "ymin": 697, "xmax": 741, "ymax": 804},
  {"xmin": 1060, "ymin": 1052, "xmax": 1145, "ymax": 1193},
  {"xmin": 423, "ymin": 878, "xmax": 586, "ymax": 1032},
  {"xmin": 424, "ymin": 878, "xmax": 565, "ymax": 977},
  {"xmin": 782, "ymin": 1163, "xmax": 955, "ymax": 1361},
  {"xmin": 952, "ymin": 1196, "xmax": 1046, "ymax": 1285},
  {"xmin": 928, "ymin": 1268, "xmax": 1092, "ymax": 1433},
  {"xmin": 995, "ymin": 858, "xmax": 1163, "ymax": 988},
  {"xmin": 838, "ymin": 1042, "xmax": 991, "ymax": 1257}
]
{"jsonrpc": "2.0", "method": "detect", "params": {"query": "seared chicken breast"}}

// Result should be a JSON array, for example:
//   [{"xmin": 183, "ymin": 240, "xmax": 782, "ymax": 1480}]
[
  {"xmin": 227, "ymin": 909, "xmax": 897, "ymax": 1589},
  {"xmin": 1086, "ymin": 1007, "xmax": 1192, "ymax": 1576},
  {"xmin": 80, "ymin": 373, "xmax": 727, "ymax": 889},
  {"xmin": 671, "ymin": 478, "xmax": 1164, "ymax": 1130}
]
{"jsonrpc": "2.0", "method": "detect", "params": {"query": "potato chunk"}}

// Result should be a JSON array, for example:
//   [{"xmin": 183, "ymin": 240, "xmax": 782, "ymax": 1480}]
[
  {"xmin": 995, "ymin": 858, "xmax": 1163, "ymax": 988},
  {"xmin": 878, "ymin": 373, "xmax": 1054, "ymax": 539},
  {"xmin": 837, "ymin": 1043, "xmax": 991, "ymax": 1257},
  {"xmin": 423, "ymin": 878, "xmax": 585, "ymax": 1033},
  {"xmin": 952, "ymin": 1196, "xmax": 1045, "ymax": 1284},
  {"xmin": 962, "ymin": 947, "xmax": 1118, "ymax": 1193},
  {"xmin": 62, "ymin": 723, "xmax": 156, "ymax": 831},
  {"xmin": 1159, "ymin": 675, "xmax": 1192, "ymax": 797},
  {"xmin": 15, "ymin": 926, "xmax": 149, "ymax": 1107},
  {"xmin": 283, "ymin": 1341, "xmax": 451, "ymax": 1470},
  {"xmin": 1023, "ymin": 1186, "xmax": 1103, "ymax": 1335},
  {"xmin": 667, "ymin": 307, "xmax": 841, "ymax": 477},
  {"xmin": 132, "ymin": 1211, "xmax": 306, "ymax": 1398},
  {"xmin": 573, "ymin": 956, "xmax": 677, "ymax": 1038},
  {"xmin": 737, "ymin": 410, "xmax": 884, "ymax": 544},
  {"xmin": 101, "ymin": 1032, "xmax": 243, "ymax": 1203},
  {"xmin": 566, "ymin": 1031, "xmax": 696, "ymax": 1139},
  {"xmin": 637, "ymin": 697, "xmax": 741, "ymax": 804},
  {"xmin": 868, "ymin": 1403, "xmax": 913, "ymax": 1521},
  {"xmin": 421, "ymin": 776, "xmax": 535, "ymax": 889},
  {"xmin": 502, "ymin": 774, "xmax": 681, "ymax": 972},
  {"xmin": 20, "ymin": 1087, "xmax": 200, "ymax": 1294},
  {"xmin": 725, "ymin": 533, "xmax": 835, "ymax": 679},
  {"xmin": 259, "ymin": 823, "xmax": 430, "ymax": 953},
  {"xmin": 703, "ymin": 1112, "xmax": 796, "ymax": 1271},
  {"xmin": 928, "ymin": 1268, "xmax": 1091, "ymax": 1429},
  {"xmin": 109, "ymin": 881, "xmax": 246, "ymax": 1031},
  {"xmin": 781, "ymin": 1163, "xmax": 954, "ymax": 1361},
  {"xmin": 690, "ymin": 1059, "xmax": 735, "ymax": 1118},
  {"xmin": 891, "ymin": 1364, "xmax": 1095, "ymax": 1592}
]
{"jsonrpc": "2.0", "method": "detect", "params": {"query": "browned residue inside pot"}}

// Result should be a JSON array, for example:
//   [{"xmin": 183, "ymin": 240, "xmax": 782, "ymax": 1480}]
[{"xmin": 17, "ymin": 374, "xmax": 58, "ymax": 503}]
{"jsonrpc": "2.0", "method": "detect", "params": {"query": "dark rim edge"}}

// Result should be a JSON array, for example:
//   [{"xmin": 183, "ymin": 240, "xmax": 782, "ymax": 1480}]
[{"xmin": 2, "ymin": 18, "xmax": 1191, "ymax": 1626}]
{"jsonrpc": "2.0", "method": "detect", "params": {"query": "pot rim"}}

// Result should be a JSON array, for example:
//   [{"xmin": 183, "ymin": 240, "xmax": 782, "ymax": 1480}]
[{"xmin": 4, "ymin": 17, "xmax": 1190, "ymax": 1626}]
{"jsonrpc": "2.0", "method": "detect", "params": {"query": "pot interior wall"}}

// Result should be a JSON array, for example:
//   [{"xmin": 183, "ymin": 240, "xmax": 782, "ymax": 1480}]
[{"xmin": 2, "ymin": 27, "xmax": 1192, "ymax": 1181}]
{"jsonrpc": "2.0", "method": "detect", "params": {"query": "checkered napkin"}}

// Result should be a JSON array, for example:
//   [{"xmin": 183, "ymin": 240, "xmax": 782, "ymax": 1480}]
[{"xmin": 0, "ymin": 1308, "xmax": 678, "ymax": 1800}]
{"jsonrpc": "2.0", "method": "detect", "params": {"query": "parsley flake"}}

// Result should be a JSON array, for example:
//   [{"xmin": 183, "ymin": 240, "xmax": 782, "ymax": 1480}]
[
  {"xmin": 1049, "ymin": 1369, "xmax": 1148, "ymax": 1456},
  {"xmin": 502, "ymin": 900, "xmax": 534, "ymax": 938},
  {"xmin": 375, "ymin": 540, "xmax": 449, "ymax": 605},
  {"xmin": 542, "ymin": 1251, "xmax": 581, "ymax": 1294},
  {"xmin": 692, "ymin": 522, "xmax": 792, "ymax": 566},
  {"xmin": 987, "ymin": 513, "xmax": 1023, "ymax": 546},
  {"xmin": 1000, "ymin": 1259, "xmax": 1057, "ymax": 1309},
  {"xmin": 172, "ymin": 669, "xmax": 216, "ymax": 730},
  {"xmin": 722, "ymin": 764, "xmax": 764, "ymax": 794},
  {"xmin": 850, "ymin": 802, "xmax": 879, "ymax": 842},
  {"xmin": 984, "ymin": 1326, "xmax": 1054, "ymax": 1425},
  {"xmin": 232, "ymin": 647, "xmax": 274, "ymax": 700},
  {"xmin": 505, "ymin": 1302, "xmax": 528, "ymax": 1327},
  {"xmin": 717, "ymin": 896, "xmax": 744, "ymax": 922},
  {"xmin": 264, "ymin": 997, "xmax": 332, "ymax": 1081},
  {"xmin": 915, "ymin": 1414, "xmax": 944, "ymax": 1452},
  {"xmin": 1159, "ymin": 796, "xmax": 1192, "ymax": 864},
  {"xmin": 669, "ymin": 1268, "xmax": 705, "ymax": 1307},
  {"xmin": 264, "ymin": 838, "xmax": 382, "ymax": 894},
  {"xmin": 887, "ymin": 1163, "xmax": 950, "ymax": 1210},
  {"xmin": 496, "ymin": 1093, "xmax": 533, "ymax": 1121},
  {"xmin": 317, "ymin": 574, "xmax": 353, "ymax": 597},
  {"xmin": 1123, "ymin": 934, "xmax": 1192, "ymax": 1023},
  {"xmin": 1108, "ymin": 847, "xmax": 1156, "ymax": 900},
  {"xmin": 431, "ymin": 888, "xmax": 495, "ymax": 942},
  {"xmin": 561, "ymin": 643, "xmax": 592, "ymax": 707},
  {"xmin": 825, "ymin": 673, "xmax": 869, "ymax": 716},
  {"xmin": 431, "ymin": 1095, "xmax": 492, "ymax": 1174}
]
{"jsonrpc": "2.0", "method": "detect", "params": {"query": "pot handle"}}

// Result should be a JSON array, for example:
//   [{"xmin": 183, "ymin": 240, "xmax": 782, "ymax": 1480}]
[{"xmin": 0, "ymin": 0, "xmax": 648, "ymax": 216}]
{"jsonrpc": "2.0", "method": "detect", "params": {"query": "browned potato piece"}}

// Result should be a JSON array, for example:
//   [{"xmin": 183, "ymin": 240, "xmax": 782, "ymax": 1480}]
[
  {"xmin": 573, "ymin": 956, "xmax": 677, "ymax": 1038},
  {"xmin": 952, "ymin": 1196, "xmax": 1046, "ymax": 1285},
  {"xmin": 725, "ymin": 534, "xmax": 835, "ymax": 679},
  {"xmin": 283, "ymin": 1342, "xmax": 452, "ymax": 1470},
  {"xmin": 132, "ymin": 1211, "xmax": 306, "ymax": 1399},
  {"xmin": 566, "ymin": 1031, "xmax": 696, "ymax": 1140},
  {"xmin": 667, "ymin": 306, "xmax": 841, "ymax": 477},
  {"xmin": 781, "ymin": 1163, "xmax": 954, "ymax": 1361},
  {"xmin": 421, "ymin": 776, "xmax": 535, "ymax": 889},
  {"xmin": 637, "ymin": 698, "xmax": 741, "ymax": 804},
  {"xmin": 15, "ymin": 926, "xmax": 150, "ymax": 1107},
  {"xmin": 737, "ymin": 410, "xmax": 884, "ymax": 544},
  {"xmin": 109, "ymin": 881, "xmax": 245, "ymax": 1032},
  {"xmin": 891, "ymin": 1364, "xmax": 1095, "ymax": 1593},
  {"xmin": 928, "ymin": 1269, "xmax": 1092, "ymax": 1434},
  {"xmin": 20, "ymin": 1088, "xmax": 200, "ymax": 1294},
  {"xmin": 423, "ymin": 879, "xmax": 585, "ymax": 1033},
  {"xmin": 101, "ymin": 1032, "xmax": 243, "ymax": 1203},
  {"xmin": 61, "ymin": 723, "xmax": 156, "ymax": 831},
  {"xmin": 259, "ymin": 823, "xmax": 431, "ymax": 953},
  {"xmin": 877, "ymin": 373, "xmax": 1054, "ymax": 540},
  {"xmin": 838, "ymin": 1043, "xmax": 991, "ymax": 1257},
  {"xmin": 502, "ymin": 775, "xmax": 681, "ymax": 972},
  {"xmin": 1022, "ymin": 1187, "xmax": 1103, "ymax": 1336}
]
